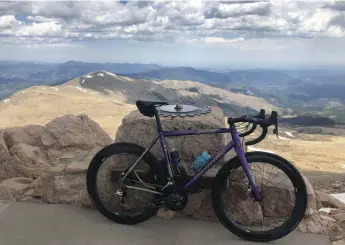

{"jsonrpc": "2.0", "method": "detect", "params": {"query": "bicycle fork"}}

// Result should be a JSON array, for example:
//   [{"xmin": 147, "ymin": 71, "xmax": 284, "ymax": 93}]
[{"xmin": 232, "ymin": 127, "xmax": 262, "ymax": 202}]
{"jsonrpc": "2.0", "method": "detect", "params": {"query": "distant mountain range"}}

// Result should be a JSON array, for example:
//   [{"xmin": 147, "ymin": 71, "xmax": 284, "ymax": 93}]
[
  {"xmin": 0, "ymin": 70, "xmax": 277, "ymax": 134},
  {"xmin": 1, "ymin": 60, "xmax": 344, "ymax": 124},
  {"xmin": 0, "ymin": 61, "xmax": 163, "ymax": 99},
  {"xmin": 119, "ymin": 67, "xmax": 304, "ymax": 87}
]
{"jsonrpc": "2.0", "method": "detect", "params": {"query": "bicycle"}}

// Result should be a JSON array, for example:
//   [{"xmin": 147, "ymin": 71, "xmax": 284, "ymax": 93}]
[{"xmin": 86, "ymin": 100, "xmax": 308, "ymax": 242}]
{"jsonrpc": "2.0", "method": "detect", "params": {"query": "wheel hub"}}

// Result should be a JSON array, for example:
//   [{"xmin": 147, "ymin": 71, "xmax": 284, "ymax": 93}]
[{"xmin": 249, "ymin": 187, "xmax": 263, "ymax": 202}]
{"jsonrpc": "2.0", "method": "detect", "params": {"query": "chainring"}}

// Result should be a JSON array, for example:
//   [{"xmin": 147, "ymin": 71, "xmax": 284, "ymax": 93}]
[{"xmin": 164, "ymin": 191, "xmax": 188, "ymax": 211}]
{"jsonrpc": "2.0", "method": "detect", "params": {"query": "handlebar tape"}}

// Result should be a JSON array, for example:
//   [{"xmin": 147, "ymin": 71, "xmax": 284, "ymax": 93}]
[{"xmin": 245, "ymin": 125, "xmax": 268, "ymax": 146}]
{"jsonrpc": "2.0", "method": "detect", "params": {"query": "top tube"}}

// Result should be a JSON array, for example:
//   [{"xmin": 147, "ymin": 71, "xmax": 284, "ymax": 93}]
[{"xmin": 162, "ymin": 128, "xmax": 232, "ymax": 137}]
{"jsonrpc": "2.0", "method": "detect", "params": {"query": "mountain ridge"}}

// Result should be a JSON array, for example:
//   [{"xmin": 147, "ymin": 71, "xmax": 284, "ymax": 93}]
[
  {"xmin": 0, "ymin": 70, "xmax": 278, "ymax": 134},
  {"xmin": 1, "ymin": 61, "xmax": 344, "ymax": 123}
]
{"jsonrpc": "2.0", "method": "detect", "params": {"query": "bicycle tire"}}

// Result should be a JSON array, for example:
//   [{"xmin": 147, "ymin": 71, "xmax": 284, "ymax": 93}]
[
  {"xmin": 86, "ymin": 142, "xmax": 167, "ymax": 225},
  {"xmin": 211, "ymin": 152, "xmax": 308, "ymax": 242}
]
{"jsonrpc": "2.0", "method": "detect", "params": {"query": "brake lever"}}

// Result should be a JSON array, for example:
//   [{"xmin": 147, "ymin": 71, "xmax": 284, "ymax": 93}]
[
  {"xmin": 270, "ymin": 111, "xmax": 279, "ymax": 139},
  {"xmin": 273, "ymin": 123, "xmax": 279, "ymax": 139}
]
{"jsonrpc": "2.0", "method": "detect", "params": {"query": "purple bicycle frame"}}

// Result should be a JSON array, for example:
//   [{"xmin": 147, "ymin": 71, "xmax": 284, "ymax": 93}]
[{"xmin": 141, "ymin": 124, "xmax": 261, "ymax": 201}]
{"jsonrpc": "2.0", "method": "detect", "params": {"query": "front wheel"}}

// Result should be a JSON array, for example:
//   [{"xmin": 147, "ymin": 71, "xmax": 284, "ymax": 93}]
[{"xmin": 212, "ymin": 152, "xmax": 308, "ymax": 242}]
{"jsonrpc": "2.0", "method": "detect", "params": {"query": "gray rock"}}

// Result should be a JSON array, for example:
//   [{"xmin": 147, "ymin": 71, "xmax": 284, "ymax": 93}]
[
  {"xmin": 316, "ymin": 191, "xmax": 345, "ymax": 209},
  {"xmin": 0, "ymin": 115, "xmax": 112, "ymax": 182},
  {"xmin": 43, "ymin": 114, "xmax": 112, "ymax": 150},
  {"xmin": 42, "ymin": 173, "xmax": 92, "ymax": 207},
  {"xmin": 296, "ymin": 212, "xmax": 327, "ymax": 235},
  {"xmin": 8, "ymin": 143, "xmax": 51, "ymax": 179},
  {"xmin": 115, "ymin": 107, "xmax": 236, "ymax": 173},
  {"xmin": 332, "ymin": 182, "xmax": 342, "ymax": 189},
  {"xmin": 2, "ymin": 125, "xmax": 47, "ymax": 149},
  {"xmin": 333, "ymin": 240, "xmax": 345, "ymax": 245},
  {"xmin": 0, "ymin": 177, "xmax": 33, "ymax": 201},
  {"xmin": 41, "ymin": 159, "xmax": 92, "ymax": 208},
  {"xmin": 0, "ymin": 131, "xmax": 30, "ymax": 182},
  {"xmin": 40, "ymin": 147, "xmax": 105, "ymax": 208}
]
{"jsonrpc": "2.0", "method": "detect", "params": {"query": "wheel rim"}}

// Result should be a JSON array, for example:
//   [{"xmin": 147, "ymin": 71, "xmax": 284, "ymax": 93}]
[
  {"xmin": 93, "ymin": 152, "xmax": 160, "ymax": 216},
  {"xmin": 218, "ymin": 158, "xmax": 304, "ymax": 236}
]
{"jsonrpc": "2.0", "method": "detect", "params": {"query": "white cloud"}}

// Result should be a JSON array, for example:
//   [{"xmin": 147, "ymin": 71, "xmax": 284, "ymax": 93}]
[
  {"xmin": 203, "ymin": 36, "xmax": 244, "ymax": 44},
  {"xmin": 202, "ymin": 36, "xmax": 289, "ymax": 51},
  {"xmin": 0, "ymin": 15, "xmax": 21, "ymax": 29},
  {"xmin": 204, "ymin": 1, "xmax": 271, "ymax": 19},
  {"xmin": 15, "ymin": 21, "xmax": 62, "ymax": 37},
  {"xmin": 24, "ymin": 42, "xmax": 84, "ymax": 49},
  {"xmin": 27, "ymin": 16, "xmax": 57, "ymax": 23},
  {"xmin": 0, "ymin": 0, "xmax": 344, "ymax": 56}
]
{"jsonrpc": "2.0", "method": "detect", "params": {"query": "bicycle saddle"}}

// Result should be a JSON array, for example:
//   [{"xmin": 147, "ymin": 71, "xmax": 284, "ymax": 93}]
[{"xmin": 136, "ymin": 100, "xmax": 168, "ymax": 117}]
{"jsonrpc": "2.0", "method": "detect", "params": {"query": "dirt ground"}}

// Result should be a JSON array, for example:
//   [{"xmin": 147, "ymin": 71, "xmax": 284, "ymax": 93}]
[{"xmin": 0, "ymin": 85, "xmax": 136, "ymax": 136}]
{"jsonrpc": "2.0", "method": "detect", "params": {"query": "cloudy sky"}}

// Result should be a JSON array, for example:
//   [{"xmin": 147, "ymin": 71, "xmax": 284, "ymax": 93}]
[{"xmin": 0, "ymin": 0, "xmax": 345, "ymax": 69}]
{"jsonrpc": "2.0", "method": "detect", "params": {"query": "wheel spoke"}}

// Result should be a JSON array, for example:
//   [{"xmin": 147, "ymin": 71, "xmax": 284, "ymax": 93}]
[
  {"xmin": 87, "ymin": 144, "xmax": 166, "ymax": 225},
  {"xmin": 215, "ymin": 155, "xmax": 306, "ymax": 241}
]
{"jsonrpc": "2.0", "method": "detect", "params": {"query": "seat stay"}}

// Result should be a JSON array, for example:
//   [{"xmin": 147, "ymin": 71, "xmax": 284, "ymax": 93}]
[{"xmin": 118, "ymin": 132, "xmax": 161, "ymax": 184}]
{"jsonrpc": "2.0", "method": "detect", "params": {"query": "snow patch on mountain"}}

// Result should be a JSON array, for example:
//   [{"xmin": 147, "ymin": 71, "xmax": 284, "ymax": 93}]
[{"xmin": 285, "ymin": 131, "xmax": 295, "ymax": 137}]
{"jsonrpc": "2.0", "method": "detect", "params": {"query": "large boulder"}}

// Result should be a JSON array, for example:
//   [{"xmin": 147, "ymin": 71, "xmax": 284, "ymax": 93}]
[
  {"xmin": 0, "ymin": 114, "xmax": 112, "ymax": 182},
  {"xmin": 177, "ymin": 166, "xmax": 322, "ymax": 231},
  {"xmin": 112, "ymin": 107, "xmax": 323, "ymax": 233},
  {"xmin": 42, "ymin": 114, "xmax": 112, "ymax": 150},
  {"xmin": 8, "ymin": 143, "xmax": 51, "ymax": 179},
  {"xmin": 40, "ymin": 148, "xmax": 102, "ymax": 208},
  {"xmin": 1, "ymin": 108, "xmax": 325, "ymax": 238},
  {"xmin": 0, "ymin": 131, "xmax": 31, "ymax": 181},
  {"xmin": 295, "ymin": 176, "xmax": 326, "ymax": 234},
  {"xmin": 115, "ymin": 106, "xmax": 236, "ymax": 173},
  {"xmin": 316, "ymin": 191, "xmax": 345, "ymax": 209},
  {"xmin": 0, "ymin": 177, "xmax": 34, "ymax": 201},
  {"xmin": 41, "ymin": 166, "xmax": 92, "ymax": 208}
]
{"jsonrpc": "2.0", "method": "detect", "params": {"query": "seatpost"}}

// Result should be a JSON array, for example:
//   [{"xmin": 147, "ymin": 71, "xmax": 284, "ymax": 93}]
[{"xmin": 154, "ymin": 109, "xmax": 163, "ymax": 132}]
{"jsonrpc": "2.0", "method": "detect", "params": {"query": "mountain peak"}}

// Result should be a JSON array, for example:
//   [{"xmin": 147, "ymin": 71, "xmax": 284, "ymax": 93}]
[{"xmin": 63, "ymin": 60, "xmax": 83, "ymax": 65}]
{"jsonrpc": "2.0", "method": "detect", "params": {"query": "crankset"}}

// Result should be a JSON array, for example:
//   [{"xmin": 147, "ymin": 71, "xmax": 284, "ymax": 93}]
[{"xmin": 153, "ymin": 191, "xmax": 188, "ymax": 211}]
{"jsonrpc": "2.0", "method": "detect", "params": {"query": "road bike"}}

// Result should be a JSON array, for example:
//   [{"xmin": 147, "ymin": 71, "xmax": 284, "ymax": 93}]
[{"xmin": 86, "ymin": 100, "xmax": 308, "ymax": 242}]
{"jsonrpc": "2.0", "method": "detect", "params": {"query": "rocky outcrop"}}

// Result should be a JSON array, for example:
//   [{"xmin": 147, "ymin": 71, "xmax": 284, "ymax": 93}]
[
  {"xmin": 317, "ymin": 193, "xmax": 345, "ymax": 244},
  {"xmin": 40, "ymin": 148, "xmax": 102, "ymax": 208},
  {"xmin": 34, "ymin": 157, "xmax": 321, "ymax": 232},
  {"xmin": 333, "ymin": 241, "xmax": 345, "ymax": 245},
  {"xmin": 0, "ymin": 177, "xmax": 33, "ymax": 201},
  {"xmin": 0, "ymin": 109, "xmax": 333, "ymax": 241},
  {"xmin": 316, "ymin": 191, "xmax": 345, "ymax": 209},
  {"xmin": 115, "ymin": 107, "xmax": 236, "ymax": 173},
  {"xmin": 0, "ymin": 114, "xmax": 112, "ymax": 182},
  {"xmin": 42, "ymin": 114, "xmax": 112, "ymax": 150}
]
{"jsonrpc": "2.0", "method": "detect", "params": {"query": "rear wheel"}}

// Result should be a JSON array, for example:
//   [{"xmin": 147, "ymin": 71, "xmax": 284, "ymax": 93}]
[
  {"xmin": 212, "ymin": 152, "xmax": 307, "ymax": 242},
  {"xmin": 86, "ymin": 142, "xmax": 166, "ymax": 225}
]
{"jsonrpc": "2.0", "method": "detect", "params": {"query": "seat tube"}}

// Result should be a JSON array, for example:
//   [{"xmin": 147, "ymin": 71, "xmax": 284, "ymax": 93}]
[
  {"xmin": 155, "ymin": 111, "xmax": 163, "ymax": 132},
  {"xmin": 231, "ymin": 124, "xmax": 261, "ymax": 201},
  {"xmin": 155, "ymin": 111, "xmax": 174, "ymax": 179}
]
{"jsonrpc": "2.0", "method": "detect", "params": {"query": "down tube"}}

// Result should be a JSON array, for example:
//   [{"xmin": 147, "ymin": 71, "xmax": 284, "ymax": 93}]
[{"xmin": 183, "ymin": 141, "xmax": 235, "ymax": 190}]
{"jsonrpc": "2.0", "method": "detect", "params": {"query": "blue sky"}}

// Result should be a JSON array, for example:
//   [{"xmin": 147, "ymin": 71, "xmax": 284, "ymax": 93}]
[{"xmin": 0, "ymin": 1, "xmax": 345, "ymax": 69}]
